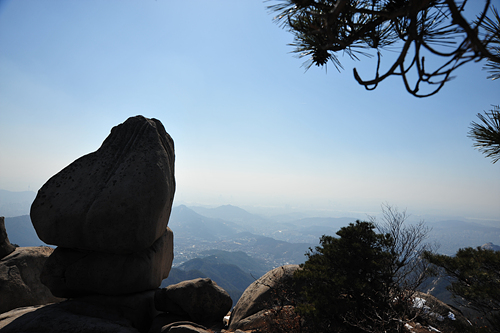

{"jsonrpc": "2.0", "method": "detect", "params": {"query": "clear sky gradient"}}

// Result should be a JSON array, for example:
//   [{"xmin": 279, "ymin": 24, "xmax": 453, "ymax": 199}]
[{"xmin": 1, "ymin": 1, "xmax": 499, "ymax": 220}]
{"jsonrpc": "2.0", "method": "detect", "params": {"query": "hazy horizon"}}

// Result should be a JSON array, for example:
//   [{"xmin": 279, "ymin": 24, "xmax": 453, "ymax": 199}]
[
  {"xmin": 1, "ymin": 1, "xmax": 499, "ymax": 222},
  {"xmin": 1, "ymin": 188, "xmax": 498, "ymax": 228}
]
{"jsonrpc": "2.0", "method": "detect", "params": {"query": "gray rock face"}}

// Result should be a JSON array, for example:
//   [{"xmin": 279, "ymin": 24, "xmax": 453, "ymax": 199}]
[
  {"xmin": 41, "ymin": 227, "xmax": 174, "ymax": 297},
  {"xmin": 228, "ymin": 265, "xmax": 300, "ymax": 331},
  {"xmin": 0, "ymin": 247, "xmax": 64, "ymax": 314},
  {"xmin": 148, "ymin": 318, "xmax": 211, "ymax": 333},
  {"xmin": 31, "ymin": 115, "xmax": 175, "ymax": 254},
  {"xmin": 77, "ymin": 291, "xmax": 160, "ymax": 332},
  {"xmin": 155, "ymin": 278, "xmax": 232, "ymax": 325},
  {"xmin": 148, "ymin": 314, "xmax": 191, "ymax": 333},
  {"xmin": 0, "ymin": 217, "xmax": 15, "ymax": 259},
  {"xmin": 0, "ymin": 290, "xmax": 159, "ymax": 333},
  {"xmin": 161, "ymin": 324, "xmax": 210, "ymax": 333}
]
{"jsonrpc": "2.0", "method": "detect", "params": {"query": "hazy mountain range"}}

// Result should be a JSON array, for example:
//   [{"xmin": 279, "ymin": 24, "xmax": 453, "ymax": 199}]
[
  {"xmin": 161, "ymin": 250, "xmax": 267, "ymax": 306},
  {"xmin": 2, "ymin": 188, "xmax": 499, "ymax": 307},
  {"xmin": 171, "ymin": 204, "xmax": 500, "ymax": 256},
  {"xmin": 2, "ymin": 188, "xmax": 499, "ymax": 255}
]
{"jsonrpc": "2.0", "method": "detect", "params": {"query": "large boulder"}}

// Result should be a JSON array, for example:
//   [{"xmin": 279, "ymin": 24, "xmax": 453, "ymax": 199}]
[
  {"xmin": 0, "ymin": 217, "xmax": 15, "ymax": 259},
  {"xmin": 0, "ymin": 246, "xmax": 63, "ymax": 314},
  {"xmin": 0, "ymin": 290, "xmax": 158, "ymax": 333},
  {"xmin": 30, "ymin": 115, "xmax": 176, "ymax": 254},
  {"xmin": 228, "ymin": 265, "xmax": 300, "ymax": 331},
  {"xmin": 41, "ymin": 227, "xmax": 174, "ymax": 297},
  {"xmin": 155, "ymin": 278, "xmax": 232, "ymax": 325}
]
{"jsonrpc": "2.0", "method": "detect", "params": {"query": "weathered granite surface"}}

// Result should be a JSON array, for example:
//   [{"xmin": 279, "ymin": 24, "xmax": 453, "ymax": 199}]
[
  {"xmin": 0, "ymin": 246, "xmax": 63, "ymax": 314},
  {"xmin": 41, "ymin": 227, "xmax": 174, "ymax": 297},
  {"xmin": 31, "ymin": 115, "xmax": 176, "ymax": 254}
]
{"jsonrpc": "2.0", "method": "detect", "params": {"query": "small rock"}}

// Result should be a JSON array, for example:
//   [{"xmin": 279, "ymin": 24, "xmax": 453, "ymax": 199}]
[{"xmin": 155, "ymin": 278, "xmax": 232, "ymax": 325}]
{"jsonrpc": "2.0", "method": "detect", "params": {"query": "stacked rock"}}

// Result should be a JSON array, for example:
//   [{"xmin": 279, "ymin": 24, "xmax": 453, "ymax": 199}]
[{"xmin": 30, "ymin": 115, "xmax": 176, "ymax": 298}]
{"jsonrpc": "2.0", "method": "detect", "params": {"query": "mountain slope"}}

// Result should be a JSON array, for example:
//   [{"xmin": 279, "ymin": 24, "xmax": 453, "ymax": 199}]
[
  {"xmin": 168, "ymin": 205, "xmax": 243, "ymax": 240},
  {"xmin": 199, "ymin": 249, "xmax": 270, "ymax": 277},
  {"xmin": 161, "ymin": 254, "xmax": 257, "ymax": 306}
]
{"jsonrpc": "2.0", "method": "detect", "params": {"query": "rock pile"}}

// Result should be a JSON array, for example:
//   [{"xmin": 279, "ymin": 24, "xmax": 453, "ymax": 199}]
[
  {"xmin": 0, "ymin": 116, "xmax": 176, "ymax": 332},
  {"xmin": 31, "ymin": 115, "xmax": 176, "ymax": 298}
]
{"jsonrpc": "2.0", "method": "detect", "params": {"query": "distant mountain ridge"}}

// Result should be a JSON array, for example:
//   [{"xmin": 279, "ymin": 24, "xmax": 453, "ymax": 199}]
[
  {"xmin": 190, "ymin": 204, "xmax": 271, "ymax": 234},
  {"xmin": 168, "ymin": 205, "xmax": 243, "ymax": 240},
  {"xmin": 191, "ymin": 204, "xmax": 267, "ymax": 224},
  {"xmin": 189, "ymin": 204, "xmax": 357, "ymax": 243}
]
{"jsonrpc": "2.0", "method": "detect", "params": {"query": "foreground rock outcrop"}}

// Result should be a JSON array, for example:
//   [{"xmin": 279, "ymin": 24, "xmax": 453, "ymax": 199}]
[
  {"xmin": 0, "ymin": 246, "xmax": 63, "ymax": 314},
  {"xmin": 228, "ymin": 264, "xmax": 300, "ymax": 332},
  {"xmin": 227, "ymin": 265, "xmax": 472, "ymax": 333},
  {"xmin": 0, "ymin": 291, "xmax": 157, "ymax": 333},
  {"xmin": 0, "ymin": 116, "xmax": 177, "ymax": 332}
]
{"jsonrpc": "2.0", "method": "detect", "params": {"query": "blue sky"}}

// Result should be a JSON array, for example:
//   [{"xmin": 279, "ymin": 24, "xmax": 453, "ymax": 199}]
[{"xmin": 0, "ymin": 0, "xmax": 499, "ymax": 220}]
